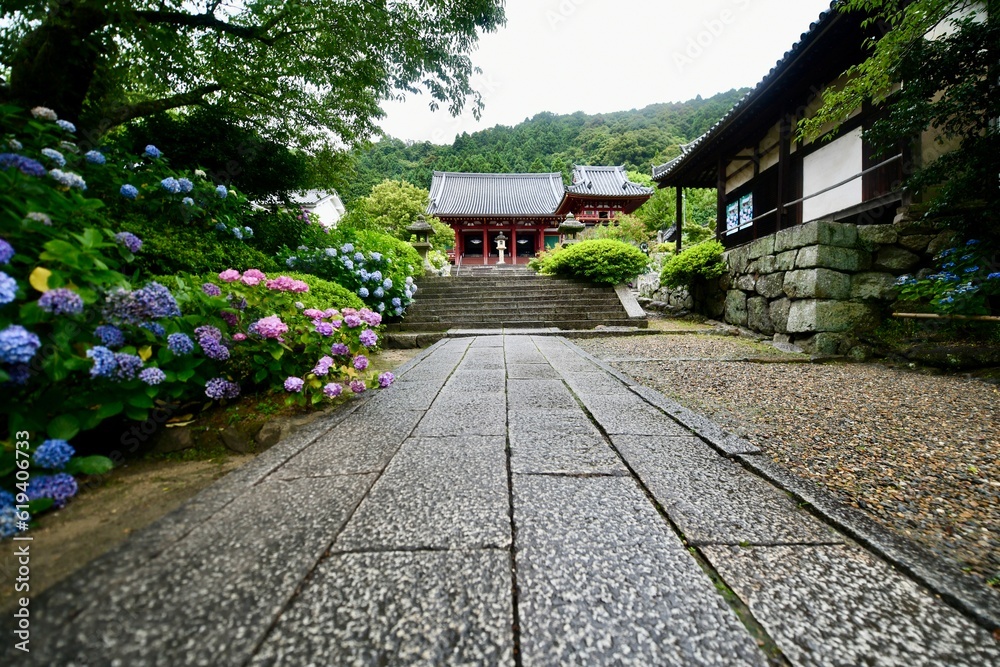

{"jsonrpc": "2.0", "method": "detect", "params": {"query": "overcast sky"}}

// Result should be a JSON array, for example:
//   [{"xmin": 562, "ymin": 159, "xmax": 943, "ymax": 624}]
[{"xmin": 379, "ymin": 0, "xmax": 834, "ymax": 144}]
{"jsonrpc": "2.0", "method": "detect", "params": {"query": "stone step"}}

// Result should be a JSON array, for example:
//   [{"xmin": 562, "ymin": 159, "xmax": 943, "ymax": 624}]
[
  {"xmin": 412, "ymin": 294, "xmax": 622, "ymax": 305},
  {"xmin": 414, "ymin": 286, "xmax": 616, "ymax": 297},
  {"xmin": 404, "ymin": 305, "xmax": 626, "ymax": 320},
  {"xmin": 392, "ymin": 318, "xmax": 645, "ymax": 332}
]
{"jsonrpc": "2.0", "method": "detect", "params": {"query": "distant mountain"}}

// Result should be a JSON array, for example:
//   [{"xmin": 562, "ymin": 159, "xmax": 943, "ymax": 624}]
[{"xmin": 343, "ymin": 88, "xmax": 748, "ymax": 204}]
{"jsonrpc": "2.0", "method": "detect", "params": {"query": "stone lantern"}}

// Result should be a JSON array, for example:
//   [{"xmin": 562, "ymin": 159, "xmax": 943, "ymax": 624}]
[
  {"xmin": 495, "ymin": 231, "xmax": 508, "ymax": 265},
  {"xmin": 558, "ymin": 212, "xmax": 585, "ymax": 245},
  {"xmin": 406, "ymin": 215, "xmax": 436, "ymax": 273}
]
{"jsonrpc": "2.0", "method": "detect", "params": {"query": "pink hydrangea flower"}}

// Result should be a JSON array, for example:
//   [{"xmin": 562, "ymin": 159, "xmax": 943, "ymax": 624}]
[
  {"xmin": 219, "ymin": 269, "xmax": 241, "ymax": 283},
  {"xmin": 265, "ymin": 276, "xmax": 310, "ymax": 293},
  {"xmin": 344, "ymin": 314, "xmax": 362, "ymax": 328},
  {"xmin": 253, "ymin": 315, "xmax": 288, "ymax": 339},
  {"xmin": 291, "ymin": 279, "xmax": 309, "ymax": 293},
  {"xmin": 241, "ymin": 269, "xmax": 266, "ymax": 286},
  {"xmin": 359, "ymin": 309, "xmax": 382, "ymax": 327},
  {"xmin": 303, "ymin": 308, "xmax": 326, "ymax": 320},
  {"xmin": 324, "ymin": 308, "xmax": 339, "ymax": 318},
  {"xmin": 232, "ymin": 333, "xmax": 247, "ymax": 341}
]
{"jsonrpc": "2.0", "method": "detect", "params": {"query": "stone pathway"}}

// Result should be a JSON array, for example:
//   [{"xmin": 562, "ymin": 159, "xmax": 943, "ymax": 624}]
[{"xmin": 7, "ymin": 336, "xmax": 998, "ymax": 666}]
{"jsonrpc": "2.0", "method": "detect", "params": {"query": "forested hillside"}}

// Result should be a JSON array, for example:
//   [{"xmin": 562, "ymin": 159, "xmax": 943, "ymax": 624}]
[{"xmin": 344, "ymin": 89, "xmax": 748, "ymax": 205}]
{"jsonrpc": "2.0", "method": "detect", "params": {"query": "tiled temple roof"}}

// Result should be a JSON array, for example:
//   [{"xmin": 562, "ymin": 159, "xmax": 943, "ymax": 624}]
[
  {"xmin": 428, "ymin": 171, "xmax": 566, "ymax": 216},
  {"xmin": 568, "ymin": 165, "xmax": 654, "ymax": 197}
]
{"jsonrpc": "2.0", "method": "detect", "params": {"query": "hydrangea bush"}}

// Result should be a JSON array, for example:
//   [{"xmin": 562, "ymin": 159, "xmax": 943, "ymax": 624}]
[
  {"xmin": 895, "ymin": 239, "xmax": 1000, "ymax": 315},
  {"xmin": 280, "ymin": 229, "xmax": 423, "ymax": 317}
]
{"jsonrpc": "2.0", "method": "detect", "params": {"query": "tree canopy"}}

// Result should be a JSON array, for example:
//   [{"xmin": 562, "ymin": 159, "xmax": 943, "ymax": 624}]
[
  {"xmin": 0, "ymin": 0, "xmax": 506, "ymax": 149},
  {"xmin": 801, "ymin": 0, "xmax": 998, "ymax": 240}
]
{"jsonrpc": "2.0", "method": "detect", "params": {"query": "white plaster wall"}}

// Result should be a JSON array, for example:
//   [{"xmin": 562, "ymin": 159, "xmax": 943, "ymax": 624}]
[
  {"xmin": 802, "ymin": 126, "xmax": 863, "ymax": 221},
  {"xmin": 312, "ymin": 198, "xmax": 345, "ymax": 228}
]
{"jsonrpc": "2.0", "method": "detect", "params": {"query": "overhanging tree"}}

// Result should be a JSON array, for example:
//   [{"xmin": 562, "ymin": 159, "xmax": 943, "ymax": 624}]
[
  {"xmin": 800, "ymin": 0, "xmax": 998, "ymax": 241},
  {"xmin": 0, "ymin": 0, "xmax": 506, "ymax": 148}
]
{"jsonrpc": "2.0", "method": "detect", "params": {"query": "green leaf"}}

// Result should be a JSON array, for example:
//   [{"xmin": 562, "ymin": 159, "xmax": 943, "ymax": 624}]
[
  {"xmin": 125, "ymin": 404, "xmax": 148, "ymax": 421},
  {"xmin": 27, "ymin": 498, "xmax": 54, "ymax": 514},
  {"xmin": 269, "ymin": 347, "xmax": 284, "ymax": 360},
  {"xmin": 96, "ymin": 401, "xmax": 124, "ymax": 419},
  {"xmin": 127, "ymin": 393, "xmax": 155, "ymax": 409},
  {"xmin": 65, "ymin": 455, "xmax": 115, "ymax": 476},
  {"xmin": 254, "ymin": 368, "xmax": 269, "ymax": 383},
  {"xmin": 48, "ymin": 414, "xmax": 81, "ymax": 440}
]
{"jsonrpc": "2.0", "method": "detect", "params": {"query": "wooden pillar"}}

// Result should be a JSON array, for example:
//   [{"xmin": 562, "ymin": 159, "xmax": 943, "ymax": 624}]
[
  {"xmin": 777, "ymin": 113, "xmax": 792, "ymax": 230},
  {"xmin": 675, "ymin": 186, "xmax": 684, "ymax": 253},
  {"xmin": 511, "ymin": 228, "xmax": 517, "ymax": 264},
  {"xmin": 482, "ymin": 229, "xmax": 488, "ymax": 265},
  {"xmin": 717, "ymin": 158, "xmax": 727, "ymax": 239}
]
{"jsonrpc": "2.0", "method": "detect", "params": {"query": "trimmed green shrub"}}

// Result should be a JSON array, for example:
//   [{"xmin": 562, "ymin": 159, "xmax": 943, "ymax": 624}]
[
  {"xmin": 539, "ymin": 239, "xmax": 649, "ymax": 284},
  {"xmin": 660, "ymin": 240, "xmax": 726, "ymax": 288}
]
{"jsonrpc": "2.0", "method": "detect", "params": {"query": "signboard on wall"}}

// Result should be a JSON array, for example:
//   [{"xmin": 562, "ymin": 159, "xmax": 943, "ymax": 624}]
[
  {"xmin": 726, "ymin": 201, "xmax": 739, "ymax": 233},
  {"xmin": 802, "ymin": 126, "xmax": 863, "ymax": 222}
]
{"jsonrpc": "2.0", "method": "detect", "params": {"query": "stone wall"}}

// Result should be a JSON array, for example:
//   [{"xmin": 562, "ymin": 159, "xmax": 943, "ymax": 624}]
[{"xmin": 713, "ymin": 217, "xmax": 955, "ymax": 354}]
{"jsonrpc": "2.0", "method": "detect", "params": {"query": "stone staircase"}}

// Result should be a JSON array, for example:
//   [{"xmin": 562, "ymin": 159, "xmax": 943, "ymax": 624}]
[{"xmin": 388, "ymin": 268, "xmax": 647, "ymax": 332}]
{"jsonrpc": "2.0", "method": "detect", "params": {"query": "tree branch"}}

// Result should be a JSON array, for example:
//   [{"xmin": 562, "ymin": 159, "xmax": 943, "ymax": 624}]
[
  {"xmin": 104, "ymin": 84, "xmax": 222, "ymax": 127},
  {"xmin": 132, "ymin": 10, "xmax": 276, "ymax": 44}
]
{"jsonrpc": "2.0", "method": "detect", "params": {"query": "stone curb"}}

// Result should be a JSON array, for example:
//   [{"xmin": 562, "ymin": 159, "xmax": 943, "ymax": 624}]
[{"xmin": 558, "ymin": 336, "xmax": 1000, "ymax": 632}]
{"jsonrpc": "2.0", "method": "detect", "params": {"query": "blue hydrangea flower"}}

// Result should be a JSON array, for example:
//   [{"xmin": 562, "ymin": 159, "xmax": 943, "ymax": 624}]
[
  {"xmin": 112, "ymin": 353, "xmax": 143, "ymax": 380},
  {"xmin": 325, "ymin": 247, "xmax": 337, "ymax": 257},
  {"xmin": 215, "ymin": 184, "xmax": 228, "ymax": 199},
  {"xmin": 94, "ymin": 325, "xmax": 125, "ymax": 348},
  {"xmin": 358, "ymin": 287, "xmax": 370, "ymax": 298},
  {"xmin": 342, "ymin": 259, "xmax": 354, "ymax": 271},
  {"xmin": 0, "ymin": 271, "xmax": 17, "ymax": 305},
  {"xmin": 391, "ymin": 297, "xmax": 402, "ymax": 307},
  {"xmin": 27, "ymin": 473, "xmax": 77, "ymax": 508},
  {"xmin": 377, "ymin": 302, "xmax": 386, "ymax": 312},
  {"xmin": 354, "ymin": 252, "xmax": 365, "ymax": 263},
  {"xmin": 38, "ymin": 288, "xmax": 84, "ymax": 315},
  {"xmin": 964, "ymin": 266, "xmax": 979, "ymax": 273},
  {"xmin": 41, "ymin": 148, "xmax": 66, "ymax": 167},
  {"xmin": 340, "ymin": 243, "xmax": 354, "ymax": 253},
  {"xmin": 243, "ymin": 226, "xmax": 253, "ymax": 237},
  {"xmin": 370, "ymin": 252, "xmax": 382, "ymax": 262},
  {"xmin": 49, "ymin": 169, "xmax": 86, "ymax": 190},
  {"xmin": 231, "ymin": 227, "xmax": 243, "ymax": 240},
  {"xmin": 56, "ymin": 119, "xmax": 76, "ymax": 133},
  {"xmin": 84, "ymin": 150, "xmax": 106, "ymax": 165},
  {"xmin": 32, "ymin": 439, "xmax": 75, "ymax": 469},
  {"xmin": 966, "ymin": 239, "xmax": 980, "ymax": 246},
  {"xmin": 5, "ymin": 364, "xmax": 30, "ymax": 385},
  {"xmin": 0, "ymin": 324, "xmax": 42, "ymax": 364},
  {"xmin": 205, "ymin": 377, "xmax": 239, "ymax": 400},
  {"xmin": 0, "ymin": 153, "xmax": 47, "ymax": 177},
  {"xmin": 140, "ymin": 321, "xmax": 165, "ymax": 337},
  {"xmin": 371, "ymin": 270, "xmax": 383, "ymax": 282},
  {"xmin": 120, "ymin": 184, "xmax": 139, "ymax": 199},
  {"xmin": 394, "ymin": 307, "xmax": 403, "ymax": 316},
  {"xmin": 374, "ymin": 287, "xmax": 384, "ymax": 298},
  {"xmin": 177, "ymin": 178, "xmax": 194, "ymax": 193},
  {"xmin": 405, "ymin": 276, "xmax": 414, "ymax": 285},
  {"xmin": 160, "ymin": 177, "xmax": 181, "ymax": 193},
  {"xmin": 144, "ymin": 145, "xmax": 162, "ymax": 159},
  {"xmin": 358, "ymin": 269, "xmax": 370, "ymax": 281},
  {"xmin": 182, "ymin": 197, "xmax": 194, "ymax": 206},
  {"xmin": 0, "ymin": 490, "xmax": 14, "ymax": 507},
  {"xmin": 115, "ymin": 232, "xmax": 142, "ymax": 253},
  {"xmin": 383, "ymin": 278, "xmax": 393, "ymax": 289},
  {"xmin": 86, "ymin": 345, "xmax": 116, "ymax": 378},
  {"xmin": 988, "ymin": 273, "xmax": 1000, "ymax": 281},
  {"xmin": 139, "ymin": 367, "xmax": 166, "ymax": 385},
  {"xmin": 0, "ymin": 239, "xmax": 13, "ymax": 264},
  {"xmin": 286, "ymin": 257, "xmax": 297, "ymax": 268},
  {"xmin": 215, "ymin": 222, "xmax": 227, "ymax": 231},
  {"xmin": 0, "ymin": 506, "xmax": 24, "ymax": 538},
  {"xmin": 167, "ymin": 333, "xmax": 194, "ymax": 355}
]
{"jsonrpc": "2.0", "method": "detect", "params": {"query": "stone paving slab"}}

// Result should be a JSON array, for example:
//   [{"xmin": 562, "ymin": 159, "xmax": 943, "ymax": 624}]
[
  {"xmin": 702, "ymin": 544, "xmax": 1000, "ymax": 667},
  {"xmin": 335, "ymin": 436, "xmax": 510, "ymax": 551},
  {"xmin": 23, "ymin": 474, "xmax": 375, "ymax": 666},
  {"xmin": 576, "ymin": 393, "xmax": 692, "ymax": 436},
  {"xmin": 560, "ymin": 370, "xmax": 629, "ymax": 393},
  {"xmin": 505, "ymin": 362, "xmax": 561, "ymax": 379},
  {"xmin": 442, "ymin": 368, "xmax": 507, "ymax": 392},
  {"xmin": 612, "ymin": 435, "xmax": 841, "ymax": 545},
  {"xmin": 506, "ymin": 378, "xmax": 579, "ymax": 410},
  {"xmin": 249, "ymin": 550, "xmax": 514, "ymax": 666},
  {"xmin": 513, "ymin": 475, "xmax": 767, "ymax": 666},
  {"xmin": 508, "ymin": 407, "xmax": 602, "ymax": 440},
  {"xmin": 413, "ymin": 403, "xmax": 506, "ymax": 437},
  {"xmin": 357, "ymin": 379, "xmax": 442, "ymax": 411}
]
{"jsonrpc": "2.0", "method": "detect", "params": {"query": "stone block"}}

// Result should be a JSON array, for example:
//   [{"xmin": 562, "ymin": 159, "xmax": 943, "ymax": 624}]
[
  {"xmin": 795, "ymin": 245, "xmax": 869, "ymax": 272},
  {"xmin": 747, "ymin": 297, "xmax": 774, "ymax": 335},
  {"xmin": 751, "ymin": 256, "xmax": 777, "ymax": 274},
  {"xmin": 725, "ymin": 290, "xmax": 748, "ymax": 327},
  {"xmin": 708, "ymin": 295, "xmax": 726, "ymax": 318},
  {"xmin": 725, "ymin": 246, "xmax": 750, "ymax": 274},
  {"xmin": 850, "ymin": 272, "xmax": 897, "ymax": 301},
  {"xmin": 775, "ymin": 250, "xmax": 797, "ymax": 271},
  {"xmin": 873, "ymin": 246, "xmax": 920, "ymax": 271},
  {"xmin": 857, "ymin": 224, "xmax": 897, "ymax": 245},
  {"xmin": 811, "ymin": 333, "xmax": 843, "ymax": 356},
  {"xmin": 769, "ymin": 298, "xmax": 791, "ymax": 334},
  {"xmin": 755, "ymin": 272, "xmax": 786, "ymax": 299},
  {"xmin": 775, "ymin": 220, "xmax": 858, "ymax": 252},
  {"xmin": 926, "ymin": 231, "xmax": 960, "ymax": 256},
  {"xmin": 898, "ymin": 234, "xmax": 936, "ymax": 253},
  {"xmin": 782, "ymin": 269, "xmax": 850, "ymax": 300},
  {"xmin": 787, "ymin": 300, "xmax": 879, "ymax": 333},
  {"xmin": 747, "ymin": 236, "xmax": 775, "ymax": 260},
  {"xmin": 735, "ymin": 274, "xmax": 757, "ymax": 291}
]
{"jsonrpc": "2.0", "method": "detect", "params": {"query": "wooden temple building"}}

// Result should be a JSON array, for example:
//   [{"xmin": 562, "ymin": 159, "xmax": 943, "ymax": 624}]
[{"xmin": 428, "ymin": 165, "xmax": 653, "ymax": 265}]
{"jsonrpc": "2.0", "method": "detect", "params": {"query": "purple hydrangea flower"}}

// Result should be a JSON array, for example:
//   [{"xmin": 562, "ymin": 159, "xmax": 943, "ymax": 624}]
[
  {"xmin": 353, "ymin": 355, "xmax": 368, "ymax": 371},
  {"xmin": 167, "ymin": 333, "xmax": 194, "ymax": 355},
  {"xmin": 139, "ymin": 367, "xmax": 166, "ymax": 385},
  {"xmin": 94, "ymin": 324, "xmax": 125, "ymax": 348},
  {"xmin": 5, "ymin": 364, "xmax": 31, "ymax": 385},
  {"xmin": 350, "ymin": 379, "xmax": 366, "ymax": 394},
  {"xmin": 115, "ymin": 232, "xmax": 142, "ymax": 253},
  {"xmin": 114, "ymin": 353, "xmax": 143, "ymax": 380},
  {"xmin": 344, "ymin": 314, "xmax": 362, "ymax": 328},
  {"xmin": 205, "ymin": 377, "xmax": 240, "ymax": 400},
  {"xmin": 195, "ymin": 326, "xmax": 229, "ymax": 360},
  {"xmin": 220, "ymin": 311, "xmax": 238, "ymax": 327},
  {"xmin": 359, "ymin": 329, "xmax": 378, "ymax": 348},
  {"xmin": 0, "ymin": 153, "xmax": 47, "ymax": 177},
  {"xmin": 32, "ymin": 439, "xmax": 75, "ymax": 469},
  {"xmin": 284, "ymin": 376, "xmax": 305, "ymax": 392},
  {"xmin": 360, "ymin": 310, "xmax": 382, "ymax": 327},
  {"xmin": 0, "ymin": 239, "xmax": 13, "ymax": 264},
  {"xmin": 0, "ymin": 272, "xmax": 17, "ymax": 305},
  {"xmin": 84, "ymin": 150, "xmax": 105, "ymax": 165},
  {"xmin": 103, "ymin": 282, "xmax": 180, "ymax": 324},
  {"xmin": 323, "ymin": 382, "xmax": 342, "ymax": 398},
  {"xmin": 38, "ymin": 288, "xmax": 84, "ymax": 315},
  {"xmin": 0, "ymin": 325, "xmax": 41, "ymax": 364},
  {"xmin": 253, "ymin": 316, "xmax": 288, "ymax": 339},
  {"xmin": 313, "ymin": 356, "xmax": 334, "ymax": 377},
  {"xmin": 144, "ymin": 145, "xmax": 162, "ymax": 159},
  {"xmin": 315, "ymin": 322, "xmax": 335, "ymax": 336},
  {"xmin": 331, "ymin": 342, "xmax": 349, "ymax": 356},
  {"xmin": 120, "ymin": 184, "xmax": 139, "ymax": 199},
  {"xmin": 378, "ymin": 372, "xmax": 395, "ymax": 388},
  {"xmin": 86, "ymin": 345, "xmax": 116, "ymax": 378},
  {"xmin": 202, "ymin": 282, "xmax": 222, "ymax": 297},
  {"xmin": 27, "ymin": 473, "xmax": 78, "ymax": 508}
]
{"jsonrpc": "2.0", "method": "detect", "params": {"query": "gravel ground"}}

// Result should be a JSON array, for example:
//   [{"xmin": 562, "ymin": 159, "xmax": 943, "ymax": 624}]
[{"xmin": 576, "ymin": 331, "xmax": 1000, "ymax": 591}]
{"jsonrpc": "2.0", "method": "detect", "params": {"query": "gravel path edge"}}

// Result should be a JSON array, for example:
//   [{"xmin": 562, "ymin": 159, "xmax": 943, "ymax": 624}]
[{"xmin": 558, "ymin": 337, "xmax": 1000, "ymax": 633}]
